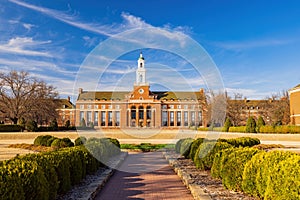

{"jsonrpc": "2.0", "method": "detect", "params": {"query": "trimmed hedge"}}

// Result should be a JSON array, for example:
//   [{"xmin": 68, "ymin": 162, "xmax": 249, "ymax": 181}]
[
  {"xmin": 188, "ymin": 138, "xmax": 204, "ymax": 159},
  {"xmin": 74, "ymin": 136, "xmax": 87, "ymax": 146},
  {"xmin": 259, "ymin": 125, "xmax": 300, "ymax": 133},
  {"xmin": 242, "ymin": 151, "xmax": 267, "ymax": 197},
  {"xmin": 211, "ymin": 147, "xmax": 236, "ymax": 179},
  {"xmin": 255, "ymin": 150, "xmax": 296, "ymax": 198},
  {"xmin": 228, "ymin": 126, "xmax": 246, "ymax": 133},
  {"xmin": 0, "ymin": 124, "xmax": 23, "ymax": 132},
  {"xmin": 193, "ymin": 141, "xmax": 233, "ymax": 170},
  {"xmin": 221, "ymin": 148, "xmax": 261, "ymax": 191},
  {"xmin": 179, "ymin": 138, "xmax": 194, "ymax": 158},
  {"xmin": 0, "ymin": 138, "xmax": 120, "ymax": 200},
  {"xmin": 225, "ymin": 137, "xmax": 260, "ymax": 147},
  {"xmin": 264, "ymin": 154, "xmax": 300, "ymax": 200}
]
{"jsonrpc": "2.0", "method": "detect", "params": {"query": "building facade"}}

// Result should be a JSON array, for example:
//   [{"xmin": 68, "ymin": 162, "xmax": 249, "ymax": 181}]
[
  {"xmin": 75, "ymin": 53, "xmax": 207, "ymax": 128},
  {"xmin": 289, "ymin": 84, "xmax": 300, "ymax": 125}
]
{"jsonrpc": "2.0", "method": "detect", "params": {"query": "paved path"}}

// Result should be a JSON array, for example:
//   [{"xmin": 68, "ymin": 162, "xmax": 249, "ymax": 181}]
[{"xmin": 95, "ymin": 152, "xmax": 194, "ymax": 200}]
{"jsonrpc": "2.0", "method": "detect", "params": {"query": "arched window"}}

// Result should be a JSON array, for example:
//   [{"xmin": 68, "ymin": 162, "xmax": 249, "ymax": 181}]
[
  {"xmin": 131, "ymin": 106, "xmax": 136, "ymax": 119},
  {"xmin": 146, "ymin": 106, "xmax": 151, "ymax": 119},
  {"xmin": 139, "ymin": 106, "xmax": 144, "ymax": 119}
]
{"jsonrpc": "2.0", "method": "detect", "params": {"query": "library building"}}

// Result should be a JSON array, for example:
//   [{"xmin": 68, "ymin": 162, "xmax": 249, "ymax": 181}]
[{"xmin": 75, "ymin": 53, "xmax": 207, "ymax": 128}]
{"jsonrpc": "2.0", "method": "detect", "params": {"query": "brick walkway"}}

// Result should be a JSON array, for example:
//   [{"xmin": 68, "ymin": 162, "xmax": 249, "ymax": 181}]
[{"xmin": 95, "ymin": 152, "xmax": 194, "ymax": 200}]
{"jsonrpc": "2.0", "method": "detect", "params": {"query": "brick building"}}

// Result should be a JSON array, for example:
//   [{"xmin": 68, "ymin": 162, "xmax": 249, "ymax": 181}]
[
  {"xmin": 289, "ymin": 84, "xmax": 300, "ymax": 125},
  {"xmin": 75, "ymin": 53, "xmax": 207, "ymax": 128},
  {"xmin": 55, "ymin": 97, "xmax": 76, "ymax": 126}
]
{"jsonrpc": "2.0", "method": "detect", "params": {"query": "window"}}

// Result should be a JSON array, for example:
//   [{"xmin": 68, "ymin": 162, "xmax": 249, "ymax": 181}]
[
  {"xmin": 177, "ymin": 111, "xmax": 181, "ymax": 126},
  {"xmin": 146, "ymin": 106, "xmax": 151, "ymax": 119},
  {"xmin": 139, "ymin": 106, "xmax": 144, "ymax": 119},
  {"xmin": 80, "ymin": 111, "xmax": 84, "ymax": 120},
  {"xmin": 94, "ymin": 105, "xmax": 98, "ymax": 109},
  {"xmin": 139, "ymin": 74, "xmax": 143, "ymax": 82},
  {"xmin": 191, "ymin": 105, "xmax": 195, "ymax": 110},
  {"xmin": 131, "ymin": 106, "xmax": 136, "ymax": 119},
  {"xmin": 87, "ymin": 105, "xmax": 92, "ymax": 109},
  {"xmin": 170, "ymin": 105, "xmax": 174, "ymax": 109},
  {"xmin": 115, "ymin": 105, "xmax": 120, "ymax": 109},
  {"xmin": 108, "ymin": 105, "xmax": 112, "ymax": 109},
  {"xmin": 108, "ymin": 111, "xmax": 112, "ymax": 126},
  {"xmin": 170, "ymin": 111, "xmax": 174, "ymax": 126},
  {"xmin": 184, "ymin": 111, "xmax": 188, "ymax": 126},
  {"xmin": 80, "ymin": 105, "xmax": 84, "ymax": 109},
  {"xmin": 115, "ymin": 111, "xmax": 120, "ymax": 126},
  {"xmin": 191, "ymin": 111, "xmax": 195, "ymax": 126},
  {"xmin": 184, "ymin": 105, "xmax": 188, "ymax": 110},
  {"xmin": 101, "ymin": 111, "xmax": 106, "ymax": 126},
  {"xmin": 198, "ymin": 111, "xmax": 202, "ymax": 126},
  {"xmin": 162, "ymin": 105, "xmax": 167, "ymax": 109},
  {"xmin": 94, "ymin": 111, "xmax": 98, "ymax": 126},
  {"xmin": 177, "ymin": 105, "xmax": 181, "ymax": 109},
  {"xmin": 87, "ymin": 111, "xmax": 92, "ymax": 123},
  {"xmin": 101, "ymin": 105, "xmax": 106, "ymax": 109},
  {"xmin": 162, "ymin": 111, "xmax": 168, "ymax": 127}
]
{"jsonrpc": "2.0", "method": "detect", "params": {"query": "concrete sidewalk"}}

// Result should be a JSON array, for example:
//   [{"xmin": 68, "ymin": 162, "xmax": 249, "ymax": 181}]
[{"xmin": 95, "ymin": 152, "xmax": 194, "ymax": 200}]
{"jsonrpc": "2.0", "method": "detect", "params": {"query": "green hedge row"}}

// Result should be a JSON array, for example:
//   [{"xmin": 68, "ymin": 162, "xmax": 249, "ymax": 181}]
[
  {"xmin": 0, "ymin": 125, "xmax": 23, "ymax": 132},
  {"xmin": 33, "ymin": 135, "xmax": 75, "ymax": 148},
  {"xmin": 175, "ymin": 137, "xmax": 260, "ymax": 171},
  {"xmin": 0, "ymin": 137, "xmax": 120, "ymax": 200},
  {"xmin": 259, "ymin": 125, "xmax": 300, "ymax": 133},
  {"xmin": 211, "ymin": 148, "xmax": 300, "ymax": 199}
]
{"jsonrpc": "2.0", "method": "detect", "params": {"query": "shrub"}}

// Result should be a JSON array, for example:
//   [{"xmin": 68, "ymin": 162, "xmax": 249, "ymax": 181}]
[
  {"xmin": 211, "ymin": 147, "xmax": 236, "ymax": 179},
  {"xmin": 26, "ymin": 120, "xmax": 38, "ymax": 132},
  {"xmin": 51, "ymin": 139, "xmax": 62, "ymax": 148},
  {"xmin": 175, "ymin": 138, "xmax": 189, "ymax": 153},
  {"xmin": 179, "ymin": 138, "xmax": 194, "ymax": 158},
  {"xmin": 193, "ymin": 141, "xmax": 233, "ymax": 170},
  {"xmin": 225, "ymin": 137, "xmax": 260, "ymax": 147},
  {"xmin": 50, "ymin": 119, "xmax": 58, "ymax": 131},
  {"xmin": 188, "ymin": 138, "xmax": 204, "ymax": 160},
  {"xmin": 34, "ymin": 135, "xmax": 55, "ymax": 147},
  {"xmin": 221, "ymin": 147, "xmax": 261, "ymax": 191},
  {"xmin": 264, "ymin": 154, "xmax": 300, "ymax": 200},
  {"xmin": 256, "ymin": 150, "xmax": 296, "ymax": 198},
  {"xmin": 197, "ymin": 127, "xmax": 209, "ymax": 131},
  {"xmin": 228, "ymin": 126, "xmax": 246, "ymax": 133},
  {"xmin": 242, "ymin": 151, "xmax": 267, "ymax": 197},
  {"xmin": 256, "ymin": 116, "xmax": 265, "ymax": 133},
  {"xmin": 60, "ymin": 138, "xmax": 74, "ymax": 148},
  {"xmin": 74, "ymin": 136, "xmax": 87, "ymax": 146},
  {"xmin": 224, "ymin": 118, "xmax": 232, "ymax": 132},
  {"xmin": 246, "ymin": 116, "xmax": 256, "ymax": 133},
  {"xmin": 259, "ymin": 125, "xmax": 275, "ymax": 133},
  {"xmin": 65, "ymin": 120, "xmax": 71, "ymax": 128}
]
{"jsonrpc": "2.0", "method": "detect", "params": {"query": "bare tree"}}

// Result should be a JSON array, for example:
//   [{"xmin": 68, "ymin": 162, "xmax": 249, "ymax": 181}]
[
  {"xmin": 260, "ymin": 91, "xmax": 290, "ymax": 125},
  {"xmin": 0, "ymin": 70, "xmax": 59, "ymax": 124},
  {"xmin": 226, "ymin": 93, "xmax": 245, "ymax": 126}
]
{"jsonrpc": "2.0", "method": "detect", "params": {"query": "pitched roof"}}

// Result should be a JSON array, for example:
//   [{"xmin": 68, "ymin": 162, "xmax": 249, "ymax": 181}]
[
  {"xmin": 77, "ymin": 91, "xmax": 129, "ymax": 101},
  {"xmin": 77, "ymin": 91, "xmax": 205, "ymax": 101},
  {"xmin": 55, "ymin": 99, "xmax": 75, "ymax": 109},
  {"xmin": 292, "ymin": 84, "xmax": 300, "ymax": 90}
]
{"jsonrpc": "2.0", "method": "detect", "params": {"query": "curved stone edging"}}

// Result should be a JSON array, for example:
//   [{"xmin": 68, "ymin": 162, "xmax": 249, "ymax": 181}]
[{"xmin": 163, "ymin": 152, "xmax": 212, "ymax": 200}]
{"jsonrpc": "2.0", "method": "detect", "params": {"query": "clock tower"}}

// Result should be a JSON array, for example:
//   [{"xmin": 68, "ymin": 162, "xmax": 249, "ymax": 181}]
[{"xmin": 131, "ymin": 53, "xmax": 151, "ymax": 100}]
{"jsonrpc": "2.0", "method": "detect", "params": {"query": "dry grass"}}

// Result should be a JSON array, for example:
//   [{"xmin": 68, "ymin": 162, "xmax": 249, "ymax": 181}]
[
  {"xmin": 252, "ymin": 144, "xmax": 285, "ymax": 150},
  {"xmin": 8, "ymin": 143, "xmax": 55, "ymax": 152}
]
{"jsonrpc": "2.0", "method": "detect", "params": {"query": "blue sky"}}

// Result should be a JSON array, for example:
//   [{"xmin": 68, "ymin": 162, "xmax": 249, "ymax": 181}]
[{"xmin": 1, "ymin": 0, "xmax": 300, "ymax": 101}]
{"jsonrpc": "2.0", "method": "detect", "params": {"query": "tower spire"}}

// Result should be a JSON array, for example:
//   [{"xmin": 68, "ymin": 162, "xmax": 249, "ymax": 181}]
[{"xmin": 135, "ymin": 52, "xmax": 148, "ymax": 85}]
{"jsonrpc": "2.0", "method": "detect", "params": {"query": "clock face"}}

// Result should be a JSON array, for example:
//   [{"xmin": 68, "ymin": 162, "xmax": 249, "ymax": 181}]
[{"xmin": 139, "ymin": 88, "xmax": 144, "ymax": 94}]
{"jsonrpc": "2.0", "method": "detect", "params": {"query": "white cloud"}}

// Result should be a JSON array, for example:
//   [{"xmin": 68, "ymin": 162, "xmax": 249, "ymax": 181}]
[
  {"xmin": 212, "ymin": 38, "xmax": 293, "ymax": 51},
  {"xmin": 23, "ymin": 23, "xmax": 35, "ymax": 30},
  {"xmin": 0, "ymin": 37, "xmax": 52, "ymax": 57}
]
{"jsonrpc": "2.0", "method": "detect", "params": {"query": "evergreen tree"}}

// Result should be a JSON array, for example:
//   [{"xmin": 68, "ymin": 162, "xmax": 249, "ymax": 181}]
[
  {"xmin": 246, "ymin": 116, "xmax": 257, "ymax": 133},
  {"xmin": 224, "ymin": 118, "xmax": 232, "ymax": 132},
  {"xmin": 256, "ymin": 116, "xmax": 265, "ymax": 133}
]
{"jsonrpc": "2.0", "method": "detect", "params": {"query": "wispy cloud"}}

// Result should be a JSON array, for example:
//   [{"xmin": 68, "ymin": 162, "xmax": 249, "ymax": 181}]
[
  {"xmin": 0, "ymin": 37, "xmax": 52, "ymax": 57},
  {"xmin": 212, "ymin": 38, "xmax": 293, "ymax": 51}
]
